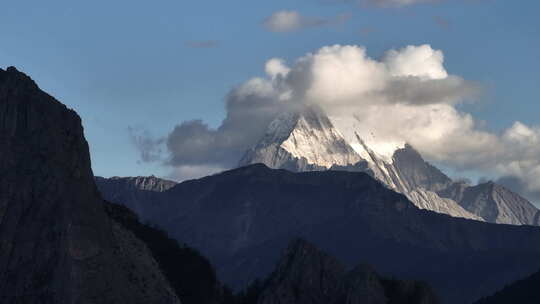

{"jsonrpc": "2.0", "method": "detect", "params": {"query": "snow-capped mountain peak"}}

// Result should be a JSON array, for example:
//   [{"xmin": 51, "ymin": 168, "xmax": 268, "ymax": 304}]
[
  {"xmin": 239, "ymin": 106, "xmax": 362, "ymax": 170},
  {"xmin": 239, "ymin": 105, "xmax": 539, "ymax": 225},
  {"xmin": 329, "ymin": 115, "xmax": 405, "ymax": 165}
]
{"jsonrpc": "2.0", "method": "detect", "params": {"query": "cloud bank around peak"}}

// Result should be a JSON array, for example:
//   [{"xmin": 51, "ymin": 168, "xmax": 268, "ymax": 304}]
[
  {"xmin": 133, "ymin": 44, "xmax": 540, "ymax": 203},
  {"xmin": 135, "ymin": 44, "xmax": 478, "ymax": 177},
  {"xmin": 263, "ymin": 10, "xmax": 351, "ymax": 32}
]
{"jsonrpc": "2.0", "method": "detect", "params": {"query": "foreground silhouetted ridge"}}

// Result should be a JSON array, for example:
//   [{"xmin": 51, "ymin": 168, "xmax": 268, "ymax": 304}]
[
  {"xmin": 474, "ymin": 268, "xmax": 540, "ymax": 304},
  {"xmin": 104, "ymin": 201, "xmax": 223, "ymax": 304},
  {"xmin": 257, "ymin": 238, "xmax": 439, "ymax": 304},
  {"xmin": 0, "ymin": 66, "xmax": 180, "ymax": 303},
  {"xmin": 99, "ymin": 163, "xmax": 540, "ymax": 304}
]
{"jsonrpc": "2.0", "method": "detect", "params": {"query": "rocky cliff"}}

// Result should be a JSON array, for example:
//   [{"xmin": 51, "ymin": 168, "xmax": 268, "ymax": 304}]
[
  {"xmin": 440, "ymin": 181, "xmax": 540, "ymax": 225},
  {"xmin": 0, "ymin": 67, "xmax": 180, "ymax": 303},
  {"xmin": 95, "ymin": 176, "xmax": 176, "ymax": 218}
]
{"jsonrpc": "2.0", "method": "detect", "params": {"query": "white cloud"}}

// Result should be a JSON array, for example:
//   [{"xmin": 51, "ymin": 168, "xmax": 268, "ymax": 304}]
[
  {"xmin": 384, "ymin": 44, "xmax": 448, "ymax": 79},
  {"xmin": 263, "ymin": 10, "xmax": 350, "ymax": 33},
  {"xmin": 366, "ymin": 0, "xmax": 437, "ymax": 8},
  {"xmin": 282, "ymin": 44, "xmax": 478, "ymax": 108},
  {"xmin": 265, "ymin": 58, "xmax": 291, "ymax": 79},
  {"xmin": 135, "ymin": 44, "xmax": 540, "ymax": 197},
  {"xmin": 264, "ymin": 11, "xmax": 303, "ymax": 32}
]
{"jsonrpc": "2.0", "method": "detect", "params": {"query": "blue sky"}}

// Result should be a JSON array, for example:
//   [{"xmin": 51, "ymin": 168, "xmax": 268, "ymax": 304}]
[{"xmin": 1, "ymin": 0, "xmax": 539, "ymax": 181}]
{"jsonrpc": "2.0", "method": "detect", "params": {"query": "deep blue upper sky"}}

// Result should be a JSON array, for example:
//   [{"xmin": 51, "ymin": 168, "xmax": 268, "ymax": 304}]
[{"xmin": 1, "ymin": 0, "xmax": 539, "ymax": 179}]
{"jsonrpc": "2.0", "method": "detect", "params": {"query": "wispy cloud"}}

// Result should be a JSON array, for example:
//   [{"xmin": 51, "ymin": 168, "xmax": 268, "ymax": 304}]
[
  {"xmin": 128, "ymin": 126, "xmax": 165, "ymax": 163},
  {"xmin": 359, "ymin": 26, "xmax": 378, "ymax": 36},
  {"xmin": 366, "ymin": 0, "xmax": 438, "ymax": 7},
  {"xmin": 185, "ymin": 40, "xmax": 220, "ymax": 48},
  {"xmin": 320, "ymin": 0, "xmax": 487, "ymax": 8},
  {"xmin": 263, "ymin": 10, "xmax": 351, "ymax": 33},
  {"xmin": 433, "ymin": 16, "xmax": 451, "ymax": 29}
]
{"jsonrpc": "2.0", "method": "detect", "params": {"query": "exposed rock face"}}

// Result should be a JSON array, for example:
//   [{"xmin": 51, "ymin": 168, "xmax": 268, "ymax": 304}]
[
  {"xmin": 0, "ymin": 67, "xmax": 180, "ymax": 303},
  {"xmin": 96, "ymin": 176, "xmax": 176, "ymax": 218},
  {"xmin": 239, "ymin": 106, "xmax": 362, "ymax": 172},
  {"xmin": 101, "ymin": 176, "xmax": 177, "ymax": 192},
  {"xmin": 441, "ymin": 181, "xmax": 540, "ymax": 225},
  {"xmin": 98, "ymin": 164, "xmax": 540, "ymax": 303},
  {"xmin": 258, "ymin": 239, "xmax": 438, "ymax": 304},
  {"xmin": 391, "ymin": 144, "xmax": 453, "ymax": 193},
  {"xmin": 405, "ymin": 188, "xmax": 476, "ymax": 219}
]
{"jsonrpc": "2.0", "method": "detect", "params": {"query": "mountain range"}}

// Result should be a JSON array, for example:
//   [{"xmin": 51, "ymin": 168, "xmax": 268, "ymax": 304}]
[
  {"xmin": 95, "ymin": 104, "xmax": 540, "ymax": 303},
  {"xmin": 97, "ymin": 163, "xmax": 540, "ymax": 304},
  {"xmin": 239, "ymin": 106, "xmax": 540, "ymax": 225},
  {"xmin": 0, "ymin": 66, "xmax": 445, "ymax": 304},
  {"xmin": 4, "ymin": 65, "xmax": 540, "ymax": 304}
]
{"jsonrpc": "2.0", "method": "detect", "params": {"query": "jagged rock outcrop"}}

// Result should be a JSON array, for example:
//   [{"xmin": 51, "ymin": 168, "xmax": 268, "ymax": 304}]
[
  {"xmin": 0, "ymin": 67, "xmax": 180, "ymax": 303},
  {"xmin": 99, "ymin": 176, "xmax": 177, "ymax": 192},
  {"xmin": 440, "ymin": 181, "xmax": 540, "ymax": 225},
  {"xmin": 405, "ymin": 188, "xmax": 478, "ymax": 219},
  {"xmin": 258, "ymin": 239, "xmax": 439, "ymax": 304},
  {"xmin": 391, "ymin": 144, "xmax": 454, "ymax": 193},
  {"xmin": 98, "ymin": 163, "xmax": 540, "ymax": 303},
  {"xmin": 96, "ymin": 176, "xmax": 176, "ymax": 218}
]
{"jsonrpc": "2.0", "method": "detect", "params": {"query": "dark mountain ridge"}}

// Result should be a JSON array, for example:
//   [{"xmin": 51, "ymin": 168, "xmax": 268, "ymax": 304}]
[
  {"xmin": 474, "ymin": 267, "xmax": 540, "ymax": 304},
  {"xmin": 0, "ymin": 66, "xmax": 180, "ymax": 303},
  {"xmin": 257, "ymin": 238, "xmax": 439, "ymax": 304}
]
